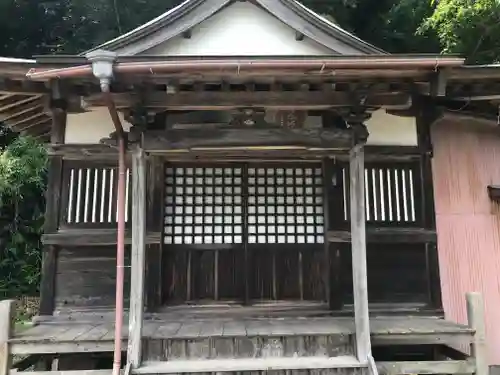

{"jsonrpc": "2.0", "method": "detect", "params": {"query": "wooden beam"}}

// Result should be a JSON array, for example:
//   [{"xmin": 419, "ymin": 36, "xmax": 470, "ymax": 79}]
[
  {"xmin": 327, "ymin": 228, "xmax": 437, "ymax": 243},
  {"xmin": 349, "ymin": 144, "xmax": 371, "ymax": 363},
  {"xmin": 88, "ymin": 91, "xmax": 412, "ymax": 110},
  {"xmin": 142, "ymin": 126, "xmax": 354, "ymax": 152},
  {"xmin": 42, "ymin": 230, "xmax": 160, "ymax": 246},
  {"xmin": 0, "ymin": 79, "xmax": 47, "ymax": 95},
  {"xmin": 47, "ymin": 144, "xmax": 118, "ymax": 159},
  {"xmin": 377, "ymin": 360, "xmax": 474, "ymax": 375},
  {"xmin": 466, "ymin": 292, "xmax": 488, "ymax": 375},
  {"xmin": 127, "ymin": 148, "xmax": 146, "ymax": 368},
  {"xmin": 0, "ymin": 300, "xmax": 14, "ymax": 375}
]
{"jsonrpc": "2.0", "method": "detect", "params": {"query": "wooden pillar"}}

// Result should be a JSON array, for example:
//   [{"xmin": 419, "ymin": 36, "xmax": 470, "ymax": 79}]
[
  {"xmin": 0, "ymin": 300, "xmax": 14, "ymax": 375},
  {"xmin": 349, "ymin": 144, "xmax": 371, "ymax": 363},
  {"xmin": 145, "ymin": 156, "xmax": 164, "ymax": 311},
  {"xmin": 127, "ymin": 147, "xmax": 146, "ymax": 368},
  {"xmin": 467, "ymin": 292, "xmax": 488, "ymax": 375},
  {"xmin": 40, "ymin": 80, "xmax": 66, "ymax": 316}
]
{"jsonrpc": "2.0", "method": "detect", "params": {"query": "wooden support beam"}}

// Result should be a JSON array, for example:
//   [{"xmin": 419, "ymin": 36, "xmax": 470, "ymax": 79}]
[
  {"xmin": 127, "ymin": 147, "xmax": 146, "ymax": 368},
  {"xmin": 142, "ymin": 126, "xmax": 355, "ymax": 152},
  {"xmin": 466, "ymin": 292, "xmax": 488, "ymax": 375},
  {"xmin": 0, "ymin": 300, "xmax": 14, "ymax": 375},
  {"xmin": 87, "ymin": 91, "xmax": 412, "ymax": 110},
  {"xmin": 349, "ymin": 144, "xmax": 371, "ymax": 363}
]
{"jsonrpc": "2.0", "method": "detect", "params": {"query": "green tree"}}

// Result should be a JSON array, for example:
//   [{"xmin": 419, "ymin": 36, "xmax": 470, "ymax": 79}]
[
  {"xmin": 421, "ymin": 0, "xmax": 500, "ymax": 64},
  {"xmin": 0, "ymin": 135, "xmax": 47, "ymax": 297}
]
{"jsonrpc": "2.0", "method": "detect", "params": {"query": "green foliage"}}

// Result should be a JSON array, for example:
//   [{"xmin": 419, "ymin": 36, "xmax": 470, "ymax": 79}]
[
  {"xmin": 420, "ymin": 0, "xmax": 500, "ymax": 63},
  {"xmin": 0, "ymin": 134, "xmax": 47, "ymax": 298}
]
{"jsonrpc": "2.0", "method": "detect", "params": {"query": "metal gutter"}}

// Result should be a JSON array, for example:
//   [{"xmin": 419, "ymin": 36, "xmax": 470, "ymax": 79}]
[{"xmin": 26, "ymin": 56, "xmax": 465, "ymax": 81}]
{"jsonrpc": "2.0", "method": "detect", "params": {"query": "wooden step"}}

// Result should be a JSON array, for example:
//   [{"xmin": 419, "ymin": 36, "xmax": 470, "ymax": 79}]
[{"xmin": 134, "ymin": 356, "xmax": 364, "ymax": 374}]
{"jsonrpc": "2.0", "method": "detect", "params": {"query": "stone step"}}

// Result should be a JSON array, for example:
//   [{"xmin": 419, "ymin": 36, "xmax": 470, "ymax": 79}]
[
  {"xmin": 144, "ymin": 334, "xmax": 354, "ymax": 361},
  {"xmin": 134, "ymin": 356, "xmax": 365, "ymax": 374}
]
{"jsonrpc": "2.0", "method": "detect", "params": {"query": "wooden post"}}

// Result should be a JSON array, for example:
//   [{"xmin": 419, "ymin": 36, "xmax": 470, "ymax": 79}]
[
  {"xmin": 466, "ymin": 292, "xmax": 488, "ymax": 375},
  {"xmin": 0, "ymin": 300, "xmax": 14, "ymax": 375},
  {"xmin": 349, "ymin": 144, "xmax": 371, "ymax": 363},
  {"xmin": 40, "ymin": 80, "xmax": 66, "ymax": 316},
  {"xmin": 127, "ymin": 147, "xmax": 146, "ymax": 368}
]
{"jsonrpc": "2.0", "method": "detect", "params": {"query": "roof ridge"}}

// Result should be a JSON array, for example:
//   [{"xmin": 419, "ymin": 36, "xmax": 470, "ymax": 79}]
[{"xmin": 83, "ymin": 0, "xmax": 384, "ymax": 56}]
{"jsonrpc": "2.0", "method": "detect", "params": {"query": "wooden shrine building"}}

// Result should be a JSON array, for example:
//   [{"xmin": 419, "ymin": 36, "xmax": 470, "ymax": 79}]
[{"xmin": 1, "ymin": 1, "xmax": 500, "ymax": 375}]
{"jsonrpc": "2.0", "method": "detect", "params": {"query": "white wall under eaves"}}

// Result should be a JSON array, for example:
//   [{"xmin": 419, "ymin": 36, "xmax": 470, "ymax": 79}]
[{"xmin": 64, "ymin": 108, "xmax": 417, "ymax": 146}]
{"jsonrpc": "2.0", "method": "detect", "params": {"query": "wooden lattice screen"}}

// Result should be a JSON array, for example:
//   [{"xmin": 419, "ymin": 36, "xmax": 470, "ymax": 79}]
[
  {"xmin": 340, "ymin": 161, "xmax": 422, "ymax": 227},
  {"xmin": 60, "ymin": 161, "xmax": 131, "ymax": 228}
]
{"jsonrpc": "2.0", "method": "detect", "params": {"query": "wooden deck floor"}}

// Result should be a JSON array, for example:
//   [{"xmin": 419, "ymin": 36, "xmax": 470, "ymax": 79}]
[{"xmin": 10, "ymin": 315, "xmax": 473, "ymax": 355}]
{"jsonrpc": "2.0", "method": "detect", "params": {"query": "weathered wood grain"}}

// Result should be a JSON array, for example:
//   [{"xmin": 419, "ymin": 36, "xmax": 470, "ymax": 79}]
[
  {"xmin": 142, "ymin": 127, "xmax": 355, "ymax": 152},
  {"xmin": 349, "ymin": 145, "xmax": 371, "ymax": 363},
  {"xmin": 128, "ymin": 148, "xmax": 147, "ymax": 368},
  {"xmin": 377, "ymin": 360, "xmax": 474, "ymax": 375}
]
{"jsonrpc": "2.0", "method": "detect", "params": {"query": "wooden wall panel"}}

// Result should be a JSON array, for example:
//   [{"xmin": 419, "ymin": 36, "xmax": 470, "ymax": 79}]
[
  {"xmin": 340, "ymin": 244, "xmax": 429, "ymax": 305},
  {"xmin": 55, "ymin": 246, "xmax": 130, "ymax": 310},
  {"xmin": 432, "ymin": 117, "xmax": 500, "ymax": 365}
]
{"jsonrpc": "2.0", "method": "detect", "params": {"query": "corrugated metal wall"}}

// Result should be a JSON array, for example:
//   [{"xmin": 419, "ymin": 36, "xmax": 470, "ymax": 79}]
[{"xmin": 432, "ymin": 117, "xmax": 500, "ymax": 365}]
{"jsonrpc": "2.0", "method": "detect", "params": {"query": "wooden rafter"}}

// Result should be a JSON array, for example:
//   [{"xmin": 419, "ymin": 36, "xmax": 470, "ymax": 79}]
[
  {"xmin": 2, "ymin": 104, "xmax": 43, "ymax": 125},
  {"xmin": 15, "ymin": 118, "xmax": 51, "ymax": 133},
  {"xmin": 0, "ymin": 98, "xmax": 43, "ymax": 122},
  {"xmin": 0, "ymin": 95, "xmax": 42, "ymax": 112},
  {"xmin": 9, "ymin": 111, "xmax": 47, "ymax": 128}
]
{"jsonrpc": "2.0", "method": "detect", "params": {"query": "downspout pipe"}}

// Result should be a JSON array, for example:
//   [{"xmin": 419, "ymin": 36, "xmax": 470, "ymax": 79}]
[{"xmin": 87, "ymin": 50, "xmax": 126, "ymax": 375}]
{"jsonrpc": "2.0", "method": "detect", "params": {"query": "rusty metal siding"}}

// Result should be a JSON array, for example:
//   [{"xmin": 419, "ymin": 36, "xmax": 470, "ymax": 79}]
[{"xmin": 432, "ymin": 118, "xmax": 500, "ymax": 365}]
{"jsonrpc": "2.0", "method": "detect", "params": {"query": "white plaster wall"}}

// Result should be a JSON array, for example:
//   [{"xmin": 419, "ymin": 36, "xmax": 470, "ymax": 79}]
[
  {"xmin": 64, "ymin": 108, "xmax": 132, "ymax": 144},
  {"xmin": 145, "ymin": 1, "xmax": 334, "ymax": 56},
  {"xmin": 65, "ymin": 108, "xmax": 416, "ymax": 146},
  {"xmin": 366, "ymin": 109, "xmax": 417, "ymax": 146}
]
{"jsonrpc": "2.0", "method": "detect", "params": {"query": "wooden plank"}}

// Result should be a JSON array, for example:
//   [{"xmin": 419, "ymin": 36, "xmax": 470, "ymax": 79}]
[
  {"xmin": 10, "ymin": 341, "xmax": 121, "ymax": 355},
  {"xmin": 327, "ymin": 228, "xmax": 437, "ymax": 243},
  {"xmin": 127, "ymin": 147, "xmax": 147, "ymax": 368},
  {"xmin": 467, "ymin": 292, "xmax": 487, "ymax": 375},
  {"xmin": 133, "ymin": 356, "xmax": 363, "ymax": 373},
  {"xmin": 349, "ymin": 144, "xmax": 371, "ymax": 363},
  {"xmin": 91, "ymin": 91, "xmax": 411, "ymax": 110},
  {"xmin": 9, "ymin": 371, "xmax": 112, "ymax": 375},
  {"xmin": 377, "ymin": 360, "xmax": 474, "ymax": 375},
  {"xmin": 0, "ymin": 300, "xmax": 14, "ymax": 375},
  {"xmin": 142, "ymin": 127, "xmax": 355, "ymax": 152}
]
